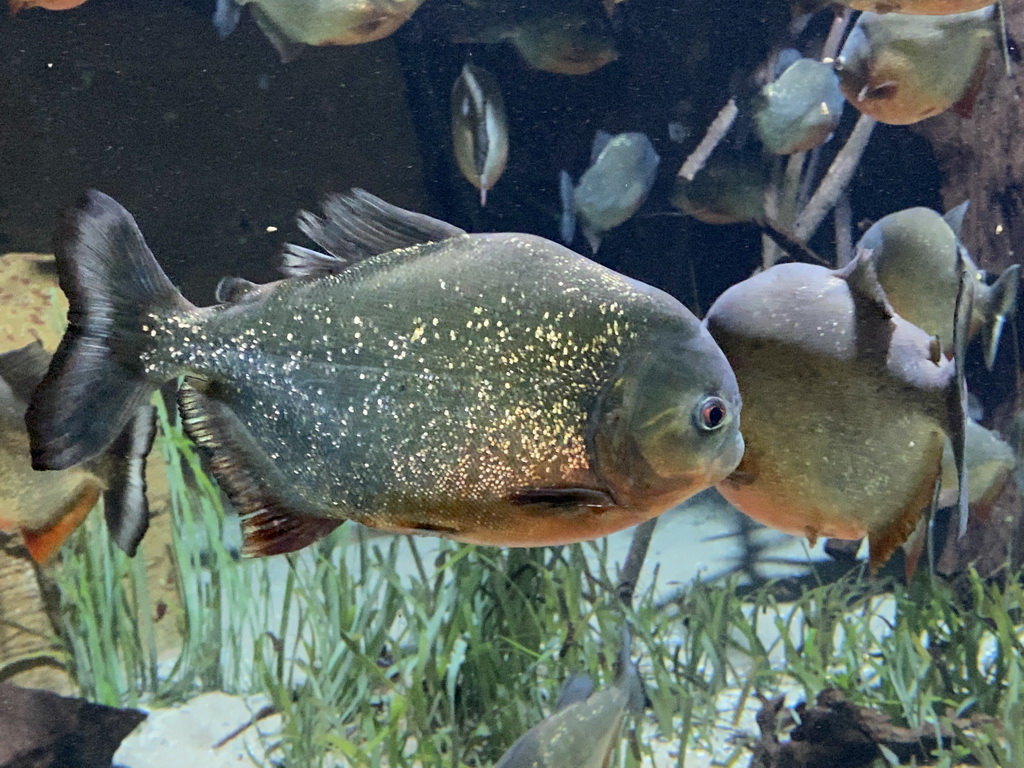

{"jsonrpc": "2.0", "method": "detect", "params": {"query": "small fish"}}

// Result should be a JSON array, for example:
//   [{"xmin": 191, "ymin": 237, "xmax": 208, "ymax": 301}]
[
  {"xmin": 451, "ymin": 63, "xmax": 509, "ymax": 207},
  {"xmin": 560, "ymin": 131, "xmax": 659, "ymax": 253},
  {"xmin": 0, "ymin": 342, "xmax": 154, "ymax": 563},
  {"xmin": 671, "ymin": 146, "xmax": 769, "ymax": 225},
  {"xmin": 213, "ymin": 0, "xmax": 426, "ymax": 62},
  {"xmin": 858, "ymin": 204, "xmax": 1019, "ymax": 369},
  {"xmin": 840, "ymin": 0, "xmax": 994, "ymax": 14},
  {"xmin": 704, "ymin": 254, "xmax": 967, "ymax": 572},
  {"xmin": 836, "ymin": 7, "xmax": 998, "ymax": 125},
  {"xmin": 28, "ymin": 190, "xmax": 743, "ymax": 557},
  {"xmin": 494, "ymin": 629, "xmax": 644, "ymax": 768},
  {"xmin": 937, "ymin": 417, "xmax": 1014, "ymax": 513},
  {"xmin": 754, "ymin": 57, "xmax": 844, "ymax": 155},
  {"xmin": 446, "ymin": 0, "xmax": 618, "ymax": 76},
  {"xmin": 7, "ymin": 0, "xmax": 87, "ymax": 13}
]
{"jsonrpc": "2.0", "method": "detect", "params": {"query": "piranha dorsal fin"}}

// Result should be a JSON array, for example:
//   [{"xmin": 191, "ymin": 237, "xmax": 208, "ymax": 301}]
[
  {"xmin": 0, "ymin": 341, "xmax": 51, "ymax": 405},
  {"xmin": 979, "ymin": 263, "xmax": 1020, "ymax": 370},
  {"xmin": 294, "ymin": 189, "xmax": 465, "ymax": 270},
  {"xmin": 99, "ymin": 404, "xmax": 157, "ymax": 557},
  {"xmin": 178, "ymin": 379, "xmax": 341, "ymax": 557},
  {"xmin": 837, "ymin": 250, "xmax": 896, "ymax": 366},
  {"xmin": 942, "ymin": 201, "xmax": 970, "ymax": 239}
]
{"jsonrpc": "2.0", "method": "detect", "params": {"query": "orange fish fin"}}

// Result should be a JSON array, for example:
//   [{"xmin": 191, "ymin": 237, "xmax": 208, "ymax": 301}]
[
  {"xmin": 951, "ymin": 49, "xmax": 991, "ymax": 119},
  {"xmin": 21, "ymin": 482, "xmax": 101, "ymax": 565},
  {"xmin": 901, "ymin": 516, "xmax": 928, "ymax": 582},
  {"xmin": 177, "ymin": 378, "xmax": 340, "ymax": 557},
  {"xmin": 867, "ymin": 501, "xmax": 922, "ymax": 576}
]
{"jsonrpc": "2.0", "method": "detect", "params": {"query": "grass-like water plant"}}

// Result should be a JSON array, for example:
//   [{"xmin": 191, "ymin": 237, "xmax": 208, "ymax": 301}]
[{"xmin": 50, "ymin": 398, "xmax": 1024, "ymax": 767}]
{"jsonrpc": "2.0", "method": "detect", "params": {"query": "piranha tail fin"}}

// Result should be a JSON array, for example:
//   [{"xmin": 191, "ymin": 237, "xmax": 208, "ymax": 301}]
[
  {"xmin": 27, "ymin": 190, "xmax": 193, "ymax": 471},
  {"xmin": 979, "ymin": 263, "xmax": 1020, "ymax": 370},
  {"xmin": 559, "ymin": 170, "xmax": 577, "ymax": 245},
  {"xmin": 101, "ymin": 404, "xmax": 158, "ymax": 557}
]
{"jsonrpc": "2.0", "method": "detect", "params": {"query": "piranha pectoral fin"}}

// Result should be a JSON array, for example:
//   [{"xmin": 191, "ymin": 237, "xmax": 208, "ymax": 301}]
[
  {"xmin": 506, "ymin": 487, "xmax": 617, "ymax": 509},
  {"xmin": 178, "ymin": 379, "xmax": 341, "ymax": 557},
  {"xmin": 21, "ymin": 482, "xmax": 102, "ymax": 565}
]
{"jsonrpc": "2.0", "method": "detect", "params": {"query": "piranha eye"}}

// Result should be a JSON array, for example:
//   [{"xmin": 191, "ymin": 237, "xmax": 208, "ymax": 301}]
[{"xmin": 695, "ymin": 396, "xmax": 728, "ymax": 432}]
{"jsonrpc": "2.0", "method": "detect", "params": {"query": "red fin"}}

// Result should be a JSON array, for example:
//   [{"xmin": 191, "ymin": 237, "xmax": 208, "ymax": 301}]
[
  {"xmin": 242, "ymin": 508, "xmax": 342, "ymax": 557},
  {"xmin": 901, "ymin": 516, "xmax": 928, "ymax": 582},
  {"xmin": 951, "ymin": 50, "xmax": 991, "ymax": 119},
  {"xmin": 21, "ymin": 482, "xmax": 101, "ymax": 564},
  {"xmin": 868, "ymin": 462, "xmax": 941, "ymax": 575}
]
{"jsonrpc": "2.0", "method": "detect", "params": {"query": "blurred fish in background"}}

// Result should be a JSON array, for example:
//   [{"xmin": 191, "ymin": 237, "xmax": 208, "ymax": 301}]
[
  {"xmin": 7, "ymin": 0, "xmax": 87, "ymax": 14},
  {"xmin": 0, "ymin": 342, "xmax": 154, "ymax": 563},
  {"xmin": 671, "ymin": 144, "xmax": 770, "ymax": 226},
  {"xmin": 753, "ymin": 53, "xmax": 844, "ymax": 155},
  {"xmin": 560, "ymin": 130, "xmax": 659, "ymax": 253},
  {"xmin": 213, "ymin": 0, "xmax": 427, "ymax": 62},
  {"xmin": 705, "ymin": 255, "xmax": 968, "ymax": 573},
  {"xmin": 836, "ymin": 6, "xmax": 999, "ymax": 124},
  {"xmin": 494, "ymin": 629, "xmax": 644, "ymax": 768},
  {"xmin": 838, "ymin": 0, "xmax": 995, "ymax": 14},
  {"xmin": 451, "ymin": 63, "xmax": 509, "ymax": 206},
  {"xmin": 858, "ymin": 203, "xmax": 1019, "ymax": 368},
  {"xmin": 937, "ymin": 417, "xmax": 1015, "ymax": 515}
]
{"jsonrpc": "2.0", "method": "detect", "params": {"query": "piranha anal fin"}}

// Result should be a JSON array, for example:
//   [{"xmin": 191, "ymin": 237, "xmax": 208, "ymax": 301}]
[
  {"xmin": 178, "ymin": 379, "xmax": 341, "ymax": 557},
  {"xmin": 838, "ymin": 251, "xmax": 896, "ymax": 367},
  {"xmin": 21, "ymin": 482, "xmax": 101, "ymax": 565},
  {"xmin": 249, "ymin": 5, "xmax": 308, "ymax": 63},
  {"xmin": 868, "ymin": 470, "xmax": 937, "ymax": 575},
  {"xmin": 295, "ymin": 189, "xmax": 465, "ymax": 268},
  {"xmin": 506, "ymin": 487, "xmax": 617, "ymax": 509},
  {"xmin": 212, "ymin": 0, "xmax": 243, "ymax": 39},
  {"xmin": 101, "ymin": 404, "xmax": 157, "ymax": 557}
]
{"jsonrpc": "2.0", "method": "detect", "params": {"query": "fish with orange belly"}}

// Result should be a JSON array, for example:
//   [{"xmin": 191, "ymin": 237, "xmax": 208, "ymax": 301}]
[
  {"xmin": 0, "ymin": 342, "xmax": 154, "ymax": 563},
  {"xmin": 7, "ymin": 0, "xmax": 87, "ymax": 15},
  {"xmin": 27, "ymin": 190, "xmax": 743, "ymax": 557},
  {"xmin": 704, "ymin": 254, "xmax": 967, "ymax": 573}
]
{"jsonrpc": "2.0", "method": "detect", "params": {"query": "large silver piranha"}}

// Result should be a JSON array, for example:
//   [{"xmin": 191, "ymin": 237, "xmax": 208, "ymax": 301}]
[{"xmin": 28, "ymin": 190, "xmax": 743, "ymax": 557}]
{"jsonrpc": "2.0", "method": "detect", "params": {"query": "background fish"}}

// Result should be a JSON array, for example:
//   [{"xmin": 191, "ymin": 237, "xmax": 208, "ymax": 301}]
[
  {"xmin": 937, "ymin": 418, "xmax": 1015, "ymax": 513},
  {"xmin": 840, "ymin": 0, "xmax": 995, "ymax": 14},
  {"xmin": 213, "ymin": 0, "xmax": 426, "ymax": 62},
  {"xmin": 560, "ymin": 131, "xmax": 659, "ymax": 253},
  {"xmin": 704, "ymin": 255, "xmax": 966, "ymax": 572},
  {"xmin": 451, "ymin": 63, "xmax": 509, "ymax": 207},
  {"xmin": 671, "ymin": 146, "xmax": 769, "ymax": 225},
  {"xmin": 0, "ymin": 342, "xmax": 154, "ymax": 563},
  {"xmin": 494, "ymin": 629, "xmax": 644, "ymax": 768},
  {"xmin": 858, "ymin": 204, "xmax": 1019, "ymax": 369},
  {"xmin": 754, "ymin": 57, "xmax": 844, "ymax": 155},
  {"xmin": 7, "ymin": 0, "xmax": 87, "ymax": 13},
  {"xmin": 28, "ymin": 190, "xmax": 742, "ymax": 557},
  {"xmin": 836, "ymin": 7, "xmax": 998, "ymax": 125}
]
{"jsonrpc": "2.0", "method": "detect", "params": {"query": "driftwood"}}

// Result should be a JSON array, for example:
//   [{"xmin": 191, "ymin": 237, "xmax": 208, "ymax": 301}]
[{"xmin": 749, "ymin": 688, "xmax": 997, "ymax": 768}]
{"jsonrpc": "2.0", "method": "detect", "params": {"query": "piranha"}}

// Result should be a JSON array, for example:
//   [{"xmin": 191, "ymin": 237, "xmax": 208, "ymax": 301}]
[
  {"xmin": 858, "ymin": 204, "xmax": 1019, "ymax": 369},
  {"xmin": 213, "ymin": 0, "xmax": 426, "ymax": 62},
  {"xmin": 671, "ymin": 146, "xmax": 769, "ymax": 226},
  {"xmin": 7, "ymin": 0, "xmax": 87, "ymax": 13},
  {"xmin": 560, "ymin": 131, "xmax": 659, "ymax": 253},
  {"xmin": 704, "ymin": 254, "xmax": 967, "ymax": 573},
  {"xmin": 0, "ymin": 342, "xmax": 154, "ymax": 563},
  {"xmin": 494, "ymin": 629, "xmax": 643, "ymax": 768},
  {"xmin": 839, "ymin": 0, "xmax": 994, "ymax": 14},
  {"xmin": 754, "ymin": 55, "xmax": 844, "ymax": 155},
  {"xmin": 937, "ymin": 417, "xmax": 1015, "ymax": 513},
  {"xmin": 836, "ymin": 6, "xmax": 998, "ymax": 125},
  {"xmin": 28, "ymin": 190, "xmax": 743, "ymax": 557},
  {"xmin": 451, "ymin": 63, "xmax": 509, "ymax": 207}
]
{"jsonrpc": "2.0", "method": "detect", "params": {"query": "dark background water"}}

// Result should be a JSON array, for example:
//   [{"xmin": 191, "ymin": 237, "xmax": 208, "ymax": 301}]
[{"xmin": 0, "ymin": 0, "xmax": 942, "ymax": 309}]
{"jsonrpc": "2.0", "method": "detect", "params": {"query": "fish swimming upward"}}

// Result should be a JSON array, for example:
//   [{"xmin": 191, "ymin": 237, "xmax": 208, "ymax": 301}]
[
  {"xmin": 0, "ymin": 342, "xmax": 154, "ymax": 563},
  {"xmin": 704, "ymin": 254, "xmax": 967, "ymax": 573},
  {"xmin": 28, "ymin": 190, "xmax": 743, "ymax": 557},
  {"xmin": 494, "ymin": 629, "xmax": 644, "ymax": 768},
  {"xmin": 451, "ymin": 63, "xmax": 509, "ymax": 207}
]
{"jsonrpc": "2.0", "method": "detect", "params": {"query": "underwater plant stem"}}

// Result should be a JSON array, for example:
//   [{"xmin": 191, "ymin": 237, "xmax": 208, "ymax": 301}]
[
  {"xmin": 821, "ymin": 7, "xmax": 853, "ymax": 64},
  {"xmin": 678, "ymin": 99, "xmax": 738, "ymax": 182},
  {"xmin": 794, "ymin": 114, "xmax": 877, "ymax": 242},
  {"xmin": 835, "ymin": 192, "xmax": 853, "ymax": 267},
  {"xmin": 617, "ymin": 518, "xmax": 658, "ymax": 606}
]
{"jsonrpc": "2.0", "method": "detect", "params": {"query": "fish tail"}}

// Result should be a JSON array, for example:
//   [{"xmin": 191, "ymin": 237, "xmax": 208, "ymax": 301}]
[
  {"xmin": 559, "ymin": 170, "xmax": 576, "ymax": 245},
  {"xmin": 99, "ymin": 404, "xmax": 158, "ymax": 557},
  {"xmin": 979, "ymin": 263, "xmax": 1019, "ymax": 370},
  {"xmin": 27, "ymin": 190, "xmax": 195, "ymax": 471}
]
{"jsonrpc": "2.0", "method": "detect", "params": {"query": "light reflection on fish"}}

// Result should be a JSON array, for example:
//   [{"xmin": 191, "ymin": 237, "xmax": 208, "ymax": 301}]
[
  {"xmin": 451, "ymin": 63, "xmax": 509, "ymax": 207},
  {"xmin": 704, "ymin": 254, "xmax": 967, "ymax": 573},
  {"xmin": 836, "ymin": 6, "xmax": 998, "ymax": 125},
  {"xmin": 0, "ymin": 342, "xmax": 154, "ymax": 563},
  {"xmin": 213, "ymin": 0, "xmax": 426, "ymax": 62},
  {"xmin": 28, "ymin": 190, "xmax": 743, "ymax": 557},
  {"xmin": 494, "ymin": 629, "xmax": 643, "ymax": 768},
  {"xmin": 754, "ymin": 56, "xmax": 844, "ymax": 155},
  {"xmin": 560, "ymin": 131, "xmax": 659, "ymax": 253},
  {"xmin": 858, "ymin": 204, "xmax": 1019, "ymax": 369}
]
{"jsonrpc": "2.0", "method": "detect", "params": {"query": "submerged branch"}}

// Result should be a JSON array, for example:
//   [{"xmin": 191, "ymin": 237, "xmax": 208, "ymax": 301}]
[{"xmin": 678, "ymin": 99, "xmax": 738, "ymax": 182}]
